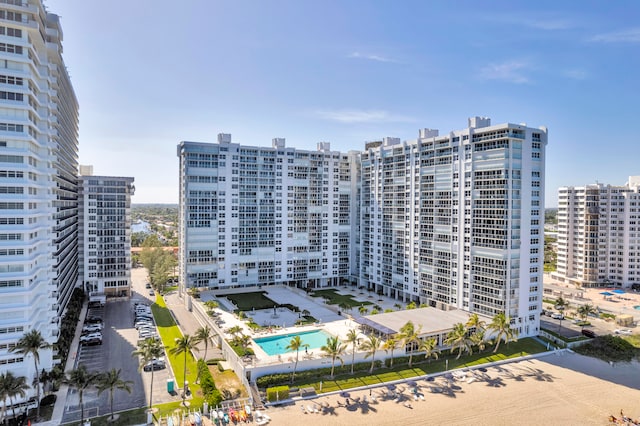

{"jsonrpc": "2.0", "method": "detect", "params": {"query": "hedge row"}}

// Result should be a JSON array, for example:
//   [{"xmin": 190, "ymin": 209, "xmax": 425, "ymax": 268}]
[
  {"xmin": 256, "ymin": 360, "xmax": 382, "ymax": 388},
  {"xmin": 198, "ymin": 359, "xmax": 222, "ymax": 406},
  {"xmin": 266, "ymin": 385, "xmax": 289, "ymax": 402}
]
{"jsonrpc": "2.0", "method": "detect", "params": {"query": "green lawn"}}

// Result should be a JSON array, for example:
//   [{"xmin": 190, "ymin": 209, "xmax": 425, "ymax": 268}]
[
  {"xmin": 289, "ymin": 338, "xmax": 546, "ymax": 392},
  {"xmin": 310, "ymin": 289, "xmax": 372, "ymax": 309},
  {"xmin": 224, "ymin": 291, "xmax": 278, "ymax": 311},
  {"xmin": 151, "ymin": 296, "xmax": 203, "ymax": 411}
]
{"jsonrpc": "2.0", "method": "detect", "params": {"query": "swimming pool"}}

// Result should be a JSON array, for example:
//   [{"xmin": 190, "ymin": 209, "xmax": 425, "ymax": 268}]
[{"xmin": 254, "ymin": 330, "xmax": 332, "ymax": 356}]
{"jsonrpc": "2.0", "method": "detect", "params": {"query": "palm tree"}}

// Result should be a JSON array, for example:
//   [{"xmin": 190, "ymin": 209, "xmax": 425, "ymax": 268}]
[
  {"xmin": 359, "ymin": 335, "xmax": 382, "ymax": 373},
  {"xmin": 169, "ymin": 334, "xmax": 200, "ymax": 406},
  {"xmin": 444, "ymin": 323, "xmax": 471, "ymax": 359},
  {"xmin": 226, "ymin": 325, "xmax": 243, "ymax": 338},
  {"xmin": 204, "ymin": 300, "xmax": 219, "ymax": 315},
  {"xmin": 487, "ymin": 313, "xmax": 518, "ymax": 353},
  {"xmin": 321, "ymin": 336, "xmax": 347, "ymax": 378},
  {"xmin": 358, "ymin": 305, "xmax": 368, "ymax": 316},
  {"xmin": 63, "ymin": 365, "xmax": 99, "ymax": 425},
  {"xmin": 382, "ymin": 335, "xmax": 400, "ymax": 368},
  {"xmin": 577, "ymin": 304, "xmax": 596, "ymax": 328},
  {"xmin": 466, "ymin": 313, "xmax": 486, "ymax": 332},
  {"xmin": 285, "ymin": 335, "xmax": 307, "ymax": 383},
  {"xmin": 132, "ymin": 338, "xmax": 165, "ymax": 411},
  {"xmin": 419, "ymin": 337, "xmax": 440, "ymax": 363},
  {"xmin": 193, "ymin": 326, "xmax": 213, "ymax": 361},
  {"xmin": 554, "ymin": 297, "xmax": 568, "ymax": 313},
  {"xmin": 97, "ymin": 369, "xmax": 132, "ymax": 422},
  {"xmin": 345, "ymin": 328, "xmax": 360, "ymax": 374},
  {"xmin": 469, "ymin": 329, "xmax": 488, "ymax": 354},
  {"xmin": 0, "ymin": 371, "xmax": 28, "ymax": 423},
  {"xmin": 399, "ymin": 321, "xmax": 422, "ymax": 367},
  {"xmin": 10, "ymin": 330, "xmax": 51, "ymax": 419}
]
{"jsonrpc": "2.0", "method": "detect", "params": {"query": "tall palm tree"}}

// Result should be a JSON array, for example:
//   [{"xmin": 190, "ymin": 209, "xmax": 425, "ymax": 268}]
[
  {"xmin": 399, "ymin": 321, "xmax": 422, "ymax": 367},
  {"xmin": 226, "ymin": 325, "xmax": 243, "ymax": 339},
  {"xmin": 358, "ymin": 305, "xmax": 368, "ymax": 316},
  {"xmin": 132, "ymin": 338, "xmax": 165, "ymax": 411},
  {"xmin": 97, "ymin": 368, "xmax": 132, "ymax": 422},
  {"xmin": 321, "ymin": 336, "xmax": 347, "ymax": 378},
  {"xmin": 169, "ymin": 334, "xmax": 200, "ymax": 406},
  {"xmin": 10, "ymin": 330, "xmax": 50, "ymax": 419},
  {"xmin": 382, "ymin": 335, "xmax": 400, "ymax": 368},
  {"xmin": 359, "ymin": 335, "xmax": 382, "ymax": 374},
  {"xmin": 577, "ymin": 304, "xmax": 596, "ymax": 329},
  {"xmin": 466, "ymin": 313, "xmax": 486, "ymax": 332},
  {"xmin": 193, "ymin": 326, "xmax": 213, "ymax": 361},
  {"xmin": 487, "ymin": 313, "xmax": 518, "ymax": 353},
  {"xmin": 63, "ymin": 365, "xmax": 99, "ymax": 425},
  {"xmin": 0, "ymin": 371, "xmax": 28, "ymax": 423},
  {"xmin": 419, "ymin": 337, "xmax": 440, "ymax": 363},
  {"xmin": 469, "ymin": 329, "xmax": 488, "ymax": 354},
  {"xmin": 345, "ymin": 328, "xmax": 360, "ymax": 374},
  {"xmin": 285, "ymin": 335, "xmax": 307, "ymax": 383},
  {"xmin": 444, "ymin": 323, "xmax": 471, "ymax": 359}
]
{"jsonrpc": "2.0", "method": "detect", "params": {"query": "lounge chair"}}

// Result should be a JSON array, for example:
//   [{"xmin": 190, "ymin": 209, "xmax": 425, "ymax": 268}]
[{"xmin": 301, "ymin": 405, "xmax": 307, "ymax": 414}]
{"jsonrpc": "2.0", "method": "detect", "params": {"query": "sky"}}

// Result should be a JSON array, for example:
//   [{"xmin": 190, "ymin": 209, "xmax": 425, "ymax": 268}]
[{"xmin": 45, "ymin": 0, "xmax": 640, "ymax": 206}]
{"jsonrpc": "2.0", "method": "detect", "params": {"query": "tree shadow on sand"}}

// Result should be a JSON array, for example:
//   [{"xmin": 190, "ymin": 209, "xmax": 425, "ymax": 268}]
[{"xmin": 514, "ymin": 366, "xmax": 555, "ymax": 382}]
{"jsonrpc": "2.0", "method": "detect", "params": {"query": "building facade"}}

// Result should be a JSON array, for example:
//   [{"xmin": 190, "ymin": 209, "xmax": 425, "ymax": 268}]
[
  {"xmin": 179, "ymin": 118, "xmax": 547, "ymax": 338},
  {"xmin": 0, "ymin": 0, "xmax": 79, "ymax": 396},
  {"xmin": 360, "ymin": 118, "xmax": 547, "ymax": 337},
  {"xmin": 554, "ymin": 176, "xmax": 640, "ymax": 288},
  {"xmin": 177, "ymin": 135, "xmax": 359, "ymax": 293},
  {"xmin": 78, "ymin": 167, "xmax": 135, "ymax": 299}
]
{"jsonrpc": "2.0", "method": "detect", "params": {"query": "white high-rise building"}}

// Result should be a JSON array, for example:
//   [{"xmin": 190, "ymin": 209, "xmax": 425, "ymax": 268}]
[
  {"xmin": 178, "ymin": 118, "xmax": 547, "ymax": 338},
  {"xmin": 554, "ymin": 176, "xmax": 640, "ymax": 288},
  {"xmin": 177, "ymin": 135, "xmax": 359, "ymax": 293},
  {"xmin": 360, "ymin": 118, "xmax": 547, "ymax": 337},
  {"xmin": 0, "ymin": 0, "xmax": 78, "ymax": 396},
  {"xmin": 78, "ymin": 169, "xmax": 135, "ymax": 299}
]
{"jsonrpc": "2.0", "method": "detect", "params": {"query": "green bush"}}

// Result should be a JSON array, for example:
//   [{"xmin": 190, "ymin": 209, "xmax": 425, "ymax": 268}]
[
  {"xmin": 206, "ymin": 358, "xmax": 224, "ymax": 365},
  {"xmin": 197, "ymin": 359, "xmax": 222, "ymax": 406},
  {"xmin": 266, "ymin": 385, "xmax": 289, "ymax": 402},
  {"xmin": 574, "ymin": 335, "xmax": 639, "ymax": 362}
]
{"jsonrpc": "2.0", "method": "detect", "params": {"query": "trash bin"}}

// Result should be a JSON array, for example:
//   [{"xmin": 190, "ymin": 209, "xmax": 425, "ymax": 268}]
[{"xmin": 167, "ymin": 379, "xmax": 174, "ymax": 394}]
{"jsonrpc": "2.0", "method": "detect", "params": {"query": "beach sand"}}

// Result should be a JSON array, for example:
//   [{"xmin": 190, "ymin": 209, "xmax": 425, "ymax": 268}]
[{"xmin": 261, "ymin": 352, "xmax": 640, "ymax": 425}]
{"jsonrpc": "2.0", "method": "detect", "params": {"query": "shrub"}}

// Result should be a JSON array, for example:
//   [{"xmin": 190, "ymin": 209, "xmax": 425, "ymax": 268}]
[
  {"xmin": 206, "ymin": 358, "xmax": 224, "ymax": 365},
  {"xmin": 40, "ymin": 394, "xmax": 56, "ymax": 406},
  {"xmin": 574, "ymin": 335, "xmax": 639, "ymax": 362},
  {"xmin": 197, "ymin": 359, "xmax": 222, "ymax": 406},
  {"xmin": 266, "ymin": 385, "xmax": 289, "ymax": 402},
  {"xmin": 256, "ymin": 360, "xmax": 381, "ymax": 388}
]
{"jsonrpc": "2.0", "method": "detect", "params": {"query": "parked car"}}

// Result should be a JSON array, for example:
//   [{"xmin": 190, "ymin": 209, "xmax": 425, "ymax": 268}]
[
  {"xmin": 80, "ymin": 332, "xmax": 102, "ymax": 342},
  {"xmin": 143, "ymin": 358, "xmax": 166, "ymax": 371},
  {"xmin": 139, "ymin": 331, "xmax": 158, "ymax": 339},
  {"xmin": 85, "ymin": 315, "xmax": 103, "ymax": 324},
  {"xmin": 614, "ymin": 329, "xmax": 632, "ymax": 335},
  {"xmin": 136, "ymin": 316, "xmax": 154, "ymax": 323},
  {"xmin": 135, "ymin": 321, "xmax": 154, "ymax": 329},
  {"xmin": 551, "ymin": 313, "xmax": 564, "ymax": 320},
  {"xmin": 137, "ymin": 326, "xmax": 156, "ymax": 334},
  {"xmin": 149, "ymin": 290, "xmax": 155, "ymax": 296},
  {"xmin": 82, "ymin": 323, "xmax": 104, "ymax": 333},
  {"xmin": 81, "ymin": 337, "xmax": 102, "ymax": 346},
  {"xmin": 581, "ymin": 329, "xmax": 596, "ymax": 338},
  {"xmin": 145, "ymin": 283, "xmax": 152, "ymax": 289}
]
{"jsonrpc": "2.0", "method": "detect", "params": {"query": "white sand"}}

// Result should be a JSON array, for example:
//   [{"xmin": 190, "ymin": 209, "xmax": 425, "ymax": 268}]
[{"xmin": 261, "ymin": 352, "xmax": 640, "ymax": 426}]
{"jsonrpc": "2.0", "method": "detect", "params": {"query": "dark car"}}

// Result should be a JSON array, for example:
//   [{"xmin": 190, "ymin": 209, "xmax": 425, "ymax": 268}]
[
  {"xmin": 581, "ymin": 329, "xmax": 596, "ymax": 338},
  {"xmin": 85, "ymin": 316, "xmax": 103, "ymax": 324},
  {"xmin": 81, "ymin": 337, "xmax": 102, "ymax": 346},
  {"xmin": 143, "ymin": 358, "xmax": 166, "ymax": 372}
]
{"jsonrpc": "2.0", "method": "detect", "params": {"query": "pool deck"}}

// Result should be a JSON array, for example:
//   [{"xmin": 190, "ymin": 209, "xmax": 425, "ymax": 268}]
[{"xmin": 200, "ymin": 285, "xmax": 410, "ymax": 366}]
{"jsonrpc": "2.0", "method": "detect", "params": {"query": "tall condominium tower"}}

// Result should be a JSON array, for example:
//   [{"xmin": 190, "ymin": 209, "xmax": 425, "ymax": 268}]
[
  {"xmin": 78, "ymin": 167, "xmax": 135, "ymax": 299},
  {"xmin": 360, "ymin": 118, "xmax": 547, "ymax": 337},
  {"xmin": 0, "ymin": 0, "xmax": 78, "ymax": 394},
  {"xmin": 554, "ymin": 176, "xmax": 640, "ymax": 288},
  {"xmin": 177, "ymin": 135, "xmax": 359, "ymax": 293}
]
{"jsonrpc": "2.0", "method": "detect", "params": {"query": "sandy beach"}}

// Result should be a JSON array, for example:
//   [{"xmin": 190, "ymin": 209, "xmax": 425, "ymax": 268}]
[{"xmin": 261, "ymin": 352, "xmax": 640, "ymax": 425}]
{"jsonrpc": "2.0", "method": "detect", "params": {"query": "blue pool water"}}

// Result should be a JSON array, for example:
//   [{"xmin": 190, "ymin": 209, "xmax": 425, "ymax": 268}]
[{"xmin": 254, "ymin": 330, "xmax": 332, "ymax": 356}]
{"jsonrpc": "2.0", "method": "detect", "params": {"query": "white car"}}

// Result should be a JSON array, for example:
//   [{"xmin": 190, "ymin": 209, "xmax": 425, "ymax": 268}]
[
  {"xmin": 614, "ymin": 329, "xmax": 633, "ymax": 335},
  {"xmin": 551, "ymin": 313, "xmax": 564, "ymax": 320},
  {"xmin": 80, "ymin": 332, "xmax": 102, "ymax": 342},
  {"xmin": 82, "ymin": 323, "xmax": 103, "ymax": 333}
]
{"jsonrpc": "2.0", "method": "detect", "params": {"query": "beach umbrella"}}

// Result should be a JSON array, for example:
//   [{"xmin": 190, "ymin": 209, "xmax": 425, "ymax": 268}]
[
  {"xmin": 612, "ymin": 289, "xmax": 625, "ymax": 294},
  {"xmin": 340, "ymin": 391, "xmax": 350, "ymax": 398},
  {"xmin": 406, "ymin": 380, "xmax": 417, "ymax": 387}
]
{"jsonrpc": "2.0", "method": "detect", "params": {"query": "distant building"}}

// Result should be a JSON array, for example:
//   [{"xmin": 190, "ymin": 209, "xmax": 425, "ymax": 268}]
[
  {"xmin": 177, "ymin": 117, "xmax": 548, "ymax": 338},
  {"xmin": 554, "ymin": 176, "xmax": 640, "ymax": 288},
  {"xmin": 0, "ymin": 0, "xmax": 79, "ymax": 399},
  {"xmin": 79, "ymin": 168, "xmax": 135, "ymax": 298}
]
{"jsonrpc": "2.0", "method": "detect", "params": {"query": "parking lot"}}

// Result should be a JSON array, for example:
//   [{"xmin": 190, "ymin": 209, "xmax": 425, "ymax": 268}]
[{"xmin": 61, "ymin": 298, "xmax": 159, "ymax": 423}]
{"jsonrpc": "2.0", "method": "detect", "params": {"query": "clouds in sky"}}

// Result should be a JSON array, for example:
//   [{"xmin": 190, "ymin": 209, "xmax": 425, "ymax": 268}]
[
  {"xmin": 590, "ymin": 28, "xmax": 640, "ymax": 43},
  {"xmin": 314, "ymin": 109, "xmax": 415, "ymax": 124},
  {"xmin": 479, "ymin": 61, "xmax": 531, "ymax": 84},
  {"xmin": 348, "ymin": 52, "xmax": 397, "ymax": 63}
]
